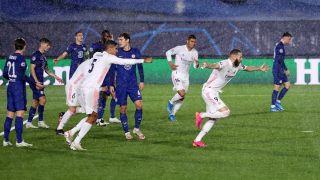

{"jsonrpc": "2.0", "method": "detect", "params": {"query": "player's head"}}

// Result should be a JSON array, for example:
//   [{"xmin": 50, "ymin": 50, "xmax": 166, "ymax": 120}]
[
  {"xmin": 74, "ymin": 31, "xmax": 83, "ymax": 43},
  {"xmin": 118, "ymin": 33, "xmax": 130, "ymax": 48},
  {"xmin": 186, "ymin": 34, "xmax": 197, "ymax": 50},
  {"xmin": 101, "ymin": 30, "xmax": 113, "ymax": 43},
  {"xmin": 229, "ymin": 49, "xmax": 243, "ymax": 67},
  {"xmin": 281, "ymin": 32, "xmax": 292, "ymax": 45},
  {"xmin": 14, "ymin": 38, "xmax": 26, "ymax": 52},
  {"xmin": 104, "ymin": 40, "xmax": 118, "ymax": 55},
  {"xmin": 39, "ymin": 38, "xmax": 51, "ymax": 53}
]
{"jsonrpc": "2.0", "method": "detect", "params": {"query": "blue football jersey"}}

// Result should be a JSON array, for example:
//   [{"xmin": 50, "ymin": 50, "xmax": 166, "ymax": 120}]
[
  {"xmin": 115, "ymin": 48, "xmax": 144, "ymax": 87},
  {"xmin": 273, "ymin": 41, "xmax": 287, "ymax": 74},
  {"xmin": 3, "ymin": 53, "xmax": 28, "ymax": 85},
  {"xmin": 30, "ymin": 50, "xmax": 47, "ymax": 83},
  {"xmin": 89, "ymin": 41, "xmax": 104, "ymax": 58},
  {"xmin": 67, "ymin": 42, "xmax": 87, "ymax": 66}
]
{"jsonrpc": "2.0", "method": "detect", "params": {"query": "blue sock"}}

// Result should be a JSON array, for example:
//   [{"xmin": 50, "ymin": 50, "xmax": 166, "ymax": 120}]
[
  {"xmin": 120, "ymin": 113, "xmax": 129, "ymax": 133},
  {"xmin": 15, "ymin": 116, "xmax": 23, "ymax": 143},
  {"xmin": 28, "ymin": 106, "xmax": 36, "ymax": 122},
  {"xmin": 3, "ymin": 117, "xmax": 13, "ymax": 142},
  {"xmin": 278, "ymin": 87, "xmax": 288, "ymax": 101},
  {"xmin": 110, "ymin": 98, "xmax": 116, "ymax": 118},
  {"xmin": 134, "ymin": 109, "xmax": 143, "ymax": 129},
  {"xmin": 97, "ymin": 96, "xmax": 106, "ymax": 119},
  {"xmin": 271, "ymin": 90, "xmax": 278, "ymax": 106},
  {"xmin": 38, "ymin": 105, "xmax": 44, "ymax": 121}
]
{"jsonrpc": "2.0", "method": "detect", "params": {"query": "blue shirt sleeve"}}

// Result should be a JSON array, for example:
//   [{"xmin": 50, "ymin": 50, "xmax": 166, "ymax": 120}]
[
  {"xmin": 135, "ymin": 49, "xmax": 144, "ymax": 83},
  {"xmin": 108, "ymin": 64, "xmax": 116, "ymax": 87},
  {"xmin": 274, "ymin": 44, "xmax": 287, "ymax": 72},
  {"xmin": 66, "ymin": 44, "xmax": 73, "ymax": 54}
]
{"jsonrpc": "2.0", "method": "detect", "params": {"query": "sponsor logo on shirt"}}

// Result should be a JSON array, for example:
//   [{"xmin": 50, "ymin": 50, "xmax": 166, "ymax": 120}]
[{"xmin": 131, "ymin": 54, "xmax": 136, "ymax": 58}]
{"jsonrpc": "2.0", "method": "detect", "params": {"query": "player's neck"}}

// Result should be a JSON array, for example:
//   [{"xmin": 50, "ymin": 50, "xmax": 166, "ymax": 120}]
[
  {"xmin": 186, "ymin": 45, "xmax": 193, "ymax": 51},
  {"xmin": 123, "ymin": 45, "xmax": 131, "ymax": 51},
  {"xmin": 15, "ymin": 50, "xmax": 24, "ymax": 55},
  {"xmin": 39, "ymin": 48, "xmax": 45, "ymax": 54},
  {"xmin": 76, "ymin": 41, "xmax": 82, "ymax": 45}
]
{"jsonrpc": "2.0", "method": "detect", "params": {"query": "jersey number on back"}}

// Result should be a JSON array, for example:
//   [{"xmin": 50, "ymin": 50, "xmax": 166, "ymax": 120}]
[
  {"xmin": 88, "ymin": 59, "xmax": 97, "ymax": 73},
  {"xmin": 7, "ymin": 61, "xmax": 17, "ymax": 78}
]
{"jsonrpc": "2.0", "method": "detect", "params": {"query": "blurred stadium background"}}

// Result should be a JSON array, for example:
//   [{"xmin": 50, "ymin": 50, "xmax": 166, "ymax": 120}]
[
  {"xmin": 0, "ymin": 1, "xmax": 320, "ymax": 180},
  {"xmin": 1, "ymin": 0, "xmax": 319, "ymax": 85}
]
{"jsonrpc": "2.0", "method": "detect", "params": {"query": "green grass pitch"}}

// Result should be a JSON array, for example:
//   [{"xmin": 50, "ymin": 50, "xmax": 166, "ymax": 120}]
[{"xmin": 0, "ymin": 84, "xmax": 319, "ymax": 180}]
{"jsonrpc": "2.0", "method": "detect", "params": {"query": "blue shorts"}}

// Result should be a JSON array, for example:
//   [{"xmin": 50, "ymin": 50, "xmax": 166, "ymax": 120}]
[
  {"xmin": 30, "ymin": 82, "xmax": 45, "ymax": 100},
  {"xmin": 7, "ymin": 84, "xmax": 27, "ymax": 112},
  {"xmin": 273, "ymin": 73, "xmax": 288, "ymax": 85},
  {"xmin": 116, "ymin": 85, "xmax": 142, "ymax": 106}
]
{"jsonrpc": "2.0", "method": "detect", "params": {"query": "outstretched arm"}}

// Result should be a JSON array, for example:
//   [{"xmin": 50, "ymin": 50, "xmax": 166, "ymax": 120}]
[
  {"xmin": 201, "ymin": 62, "xmax": 221, "ymax": 69},
  {"xmin": 109, "ymin": 55, "xmax": 152, "ymax": 65},
  {"xmin": 244, "ymin": 64, "xmax": 269, "ymax": 72}
]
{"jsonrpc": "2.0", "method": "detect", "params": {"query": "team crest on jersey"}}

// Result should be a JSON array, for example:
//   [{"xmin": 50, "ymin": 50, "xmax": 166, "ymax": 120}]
[
  {"xmin": 124, "ymin": 65, "xmax": 132, "ymax": 70},
  {"xmin": 32, "ymin": 56, "xmax": 36, "ymax": 61},
  {"xmin": 279, "ymin": 49, "xmax": 283, "ymax": 53},
  {"xmin": 131, "ymin": 54, "xmax": 136, "ymax": 58},
  {"xmin": 21, "ymin": 62, "xmax": 26, "ymax": 67},
  {"xmin": 83, "ymin": 47, "xmax": 86, "ymax": 51}
]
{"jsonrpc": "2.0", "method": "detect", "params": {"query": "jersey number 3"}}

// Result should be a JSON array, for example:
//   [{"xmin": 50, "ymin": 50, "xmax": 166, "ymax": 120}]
[{"xmin": 88, "ymin": 59, "xmax": 97, "ymax": 73}]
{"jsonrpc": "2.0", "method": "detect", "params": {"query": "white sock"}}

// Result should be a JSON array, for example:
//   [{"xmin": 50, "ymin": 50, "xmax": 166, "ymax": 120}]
[
  {"xmin": 170, "ymin": 93, "xmax": 183, "ymax": 104},
  {"xmin": 73, "ymin": 122, "xmax": 92, "ymax": 144},
  {"xmin": 200, "ymin": 110, "xmax": 230, "ymax": 119},
  {"xmin": 195, "ymin": 120, "xmax": 215, "ymax": 142},
  {"xmin": 70, "ymin": 117, "xmax": 87, "ymax": 136},
  {"xmin": 173, "ymin": 100, "xmax": 183, "ymax": 115},
  {"xmin": 57, "ymin": 110, "xmax": 74, "ymax": 130},
  {"xmin": 276, "ymin": 100, "xmax": 281, "ymax": 103}
]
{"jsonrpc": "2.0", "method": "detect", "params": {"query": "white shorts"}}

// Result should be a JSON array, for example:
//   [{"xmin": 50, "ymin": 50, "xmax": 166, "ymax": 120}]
[
  {"xmin": 65, "ymin": 83, "xmax": 81, "ymax": 107},
  {"xmin": 79, "ymin": 87, "xmax": 100, "ymax": 115},
  {"xmin": 202, "ymin": 87, "xmax": 226, "ymax": 113},
  {"xmin": 171, "ymin": 71, "xmax": 189, "ymax": 92}
]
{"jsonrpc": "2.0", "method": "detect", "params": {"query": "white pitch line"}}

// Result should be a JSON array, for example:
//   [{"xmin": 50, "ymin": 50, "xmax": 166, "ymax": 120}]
[
  {"xmin": 301, "ymin": 131, "xmax": 314, "ymax": 133},
  {"xmin": 0, "ymin": 115, "xmax": 39, "ymax": 136}
]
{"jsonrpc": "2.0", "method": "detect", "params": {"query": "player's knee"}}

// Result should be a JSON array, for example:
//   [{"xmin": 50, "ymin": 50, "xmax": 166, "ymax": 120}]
[
  {"xmin": 99, "ymin": 91, "xmax": 107, "ymax": 99},
  {"xmin": 285, "ymin": 83, "xmax": 291, "ymax": 89},
  {"xmin": 223, "ymin": 109, "xmax": 231, "ymax": 117},
  {"xmin": 69, "ymin": 107, "xmax": 77, "ymax": 114},
  {"xmin": 178, "ymin": 91, "xmax": 186, "ymax": 98},
  {"xmin": 135, "ymin": 101, "xmax": 143, "ymax": 109},
  {"xmin": 120, "ymin": 106, "xmax": 127, "ymax": 113}
]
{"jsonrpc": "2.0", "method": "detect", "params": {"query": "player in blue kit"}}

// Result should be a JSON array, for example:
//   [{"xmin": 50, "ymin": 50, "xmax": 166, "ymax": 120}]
[
  {"xmin": 54, "ymin": 31, "xmax": 87, "ymax": 79},
  {"xmin": 270, "ymin": 32, "xmax": 292, "ymax": 112},
  {"xmin": 2, "ymin": 38, "xmax": 42, "ymax": 147},
  {"xmin": 90, "ymin": 30, "xmax": 120, "ymax": 126},
  {"xmin": 113, "ymin": 33, "xmax": 145, "ymax": 140},
  {"xmin": 26, "ymin": 38, "xmax": 64, "ymax": 129}
]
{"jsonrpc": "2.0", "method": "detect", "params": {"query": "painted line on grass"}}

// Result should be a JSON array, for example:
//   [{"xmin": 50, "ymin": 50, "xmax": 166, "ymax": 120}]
[
  {"xmin": 0, "ymin": 115, "xmax": 39, "ymax": 136},
  {"xmin": 301, "ymin": 131, "xmax": 314, "ymax": 133}
]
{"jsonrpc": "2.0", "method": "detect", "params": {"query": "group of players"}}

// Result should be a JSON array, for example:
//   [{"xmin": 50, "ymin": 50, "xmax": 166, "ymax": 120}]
[{"xmin": 2, "ymin": 30, "xmax": 292, "ymax": 149}]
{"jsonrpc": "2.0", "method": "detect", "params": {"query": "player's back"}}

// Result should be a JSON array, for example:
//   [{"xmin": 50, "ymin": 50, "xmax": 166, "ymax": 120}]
[
  {"xmin": 4, "ymin": 53, "xmax": 27, "ymax": 86},
  {"xmin": 81, "ymin": 52, "xmax": 112, "ymax": 89},
  {"xmin": 89, "ymin": 41, "xmax": 103, "ymax": 58},
  {"xmin": 68, "ymin": 59, "xmax": 92, "ymax": 88},
  {"xmin": 273, "ymin": 42, "xmax": 286, "ymax": 73}
]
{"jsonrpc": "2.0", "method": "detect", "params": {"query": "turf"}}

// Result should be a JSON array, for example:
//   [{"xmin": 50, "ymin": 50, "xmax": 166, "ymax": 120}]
[{"xmin": 0, "ymin": 84, "xmax": 319, "ymax": 180}]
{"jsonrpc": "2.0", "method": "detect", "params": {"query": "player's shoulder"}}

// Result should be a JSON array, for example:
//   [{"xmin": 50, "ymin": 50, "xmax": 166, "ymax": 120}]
[{"xmin": 131, "ymin": 47, "xmax": 141, "ymax": 53}]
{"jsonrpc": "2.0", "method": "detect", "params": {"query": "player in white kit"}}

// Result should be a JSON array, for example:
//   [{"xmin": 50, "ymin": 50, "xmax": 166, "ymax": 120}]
[
  {"xmin": 193, "ymin": 49, "xmax": 268, "ymax": 147},
  {"xmin": 64, "ymin": 40, "xmax": 152, "ymax": 150},
  {"xmin": 166, "ymin": 35, "xmax": 199, "ymax": 121},
  {"xmin": 55, "ymin": 59, "xmax": 92, "ymax": 135}
]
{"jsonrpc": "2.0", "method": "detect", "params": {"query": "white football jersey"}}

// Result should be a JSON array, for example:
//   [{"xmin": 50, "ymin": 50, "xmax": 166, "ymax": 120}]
[
  {"xmin": 81, "ymin": 51, "xmax": 144, "ymax": 89},
  {"xmin": 67, "ymin": 59, "xmax": 92, "ymax": 88},
  {"xmin": 203, "ymin": 59, "xmax": 246, "ymax": 91},
  {"xmin": 166, "ymin": 45, "xmax": 198, "ymax": 78}
]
